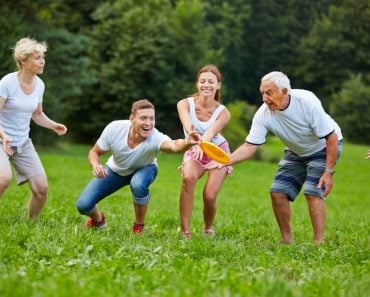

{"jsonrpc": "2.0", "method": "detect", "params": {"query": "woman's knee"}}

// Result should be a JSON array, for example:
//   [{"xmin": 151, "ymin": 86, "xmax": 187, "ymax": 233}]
[
  {"xmin": 203, "ymin": 190, "xmax": 217, "ymax": 204},
  {"xmin": 182, "ymin": 174, "xmax": 198, "ymax": 189},
  {"xmin": 30, "ymin": 178, "xmax": 48, "ymax": 199},
  {"xmin": 0, "ymin": 175, "xmax": 11, "ymax": 191},
  {"xmin": 0, "ymin": 168, "xmax": 12, "ymax": 193}
]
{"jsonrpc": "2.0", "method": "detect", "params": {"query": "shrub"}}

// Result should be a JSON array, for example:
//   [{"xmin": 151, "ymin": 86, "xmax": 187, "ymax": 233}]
[
  {"xmin": 223, "ymin": 100, "xmax": 256, "ymax": 151},
  {"xmin": 330, "ymin": 74, "xmax": 370, "ymax": 144}
]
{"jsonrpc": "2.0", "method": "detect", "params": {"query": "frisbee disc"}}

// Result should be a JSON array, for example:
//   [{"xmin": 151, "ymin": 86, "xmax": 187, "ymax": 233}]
[{"xmin": 200, "ymin": 141, "xmax": 230, "ymax": 164}]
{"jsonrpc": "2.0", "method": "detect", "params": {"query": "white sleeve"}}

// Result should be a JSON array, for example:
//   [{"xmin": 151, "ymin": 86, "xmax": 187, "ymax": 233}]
[
  {"xmin": 307, "ymin": 98, "xmax": 335, "ymax": 139},
  {"xmin": 37, "ymin": 78, "xmax": 45, "ymax": 103},
  {"xmin": 96, "ymin": 122, "xmax": 115, "ymax": 151},
  {"xmin": 153, "ymin": 129, "xmax": 171, "ymax": 150},
  {"xmin": 245, "ymin": 108, "xmax": 268, "ymax": 145},
  {"xmin": 0, "ymin": 76, "xmax": 9, "ymax": 99}
]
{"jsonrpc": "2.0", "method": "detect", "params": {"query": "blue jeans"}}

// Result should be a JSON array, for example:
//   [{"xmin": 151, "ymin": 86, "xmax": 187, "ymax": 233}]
[{"xmin": 76, "ymin": 164, "xmax": 158, "ymax": 215}]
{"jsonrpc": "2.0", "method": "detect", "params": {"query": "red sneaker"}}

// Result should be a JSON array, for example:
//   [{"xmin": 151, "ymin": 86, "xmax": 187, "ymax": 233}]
[
  {"xmin": 132, "ymin": 223, "xmax": 145, "ymax": 235},
  {"xmin": 86, "ymin": 213, "xmax": 106, "ymax": 229}
]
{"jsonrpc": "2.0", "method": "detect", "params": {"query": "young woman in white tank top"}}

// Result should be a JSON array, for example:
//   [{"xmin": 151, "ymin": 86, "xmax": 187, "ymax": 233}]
[{"xmin": 177, "ymin": 64, "xmax": 232, "ymax": 238}]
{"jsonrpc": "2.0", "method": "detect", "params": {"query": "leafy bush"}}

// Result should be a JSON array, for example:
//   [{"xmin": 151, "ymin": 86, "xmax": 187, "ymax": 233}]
[
  {"xmin": 223, "ymin": 100, "xmax": 256, "ymax": 151},
  {"xmin": 330, "ymin": 74, "xmax": 370, "ymax": 144}
]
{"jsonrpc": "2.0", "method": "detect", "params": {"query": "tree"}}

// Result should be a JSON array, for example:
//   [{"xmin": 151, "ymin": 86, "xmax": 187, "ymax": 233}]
[
  {"xmin": 0, "ymin": 7, "xmax": 25, "ymax": 75},
  {"xmin": 0, "ymin": 0, "xmax": 96, "ymax": 144},
  {"xmin": 223, "ymin": 100, "xmax": 256, "ymax": 150},
  {"xmin": 202, "ymin": 0, "xmax": 251, "ymax": 103},
  {"xmin": 31, "ymin": 28, "xmax": 97, "ymax": 144},
  {"xmin": 72, "ymin": 0, "xmax": 217, "ymax": 141},
  {"xmin": 330, "ymin": 74, "xmax": 370, "ymax": 144},
  {"xmin": 293, "ymin": 0, "xmax": 370, "ymax": 105},
  {"xmin": 242, "ymin": 0, "xmax": 329, "ymax": 104}
]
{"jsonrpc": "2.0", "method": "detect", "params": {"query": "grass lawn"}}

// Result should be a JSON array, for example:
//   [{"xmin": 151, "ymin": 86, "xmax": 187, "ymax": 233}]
[{"xmin": 0, "ymin": 140, "xmax": 369, "ymax": 297}]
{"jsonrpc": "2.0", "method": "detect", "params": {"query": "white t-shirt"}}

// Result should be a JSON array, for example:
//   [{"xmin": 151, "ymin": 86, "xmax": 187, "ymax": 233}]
[
  {"xmin": 246, "ymin": 89, "xmax": 343, "ymax": 156},
  {"xmin": 97, "ymin": 120, "xmax": 171, "ymax": 176},
  {"xmin": 0, "ymin": 72, "xmax": 44, "ymax": 146},
  {"xmin": 185, "ymin": 96, "xmax": 226, "ymax": 146}
]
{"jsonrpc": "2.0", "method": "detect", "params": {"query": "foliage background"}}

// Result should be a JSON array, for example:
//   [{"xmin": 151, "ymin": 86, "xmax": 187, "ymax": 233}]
[{"xmin": 0, "ymin": 0, "xmax": 369, "ymax": 144}]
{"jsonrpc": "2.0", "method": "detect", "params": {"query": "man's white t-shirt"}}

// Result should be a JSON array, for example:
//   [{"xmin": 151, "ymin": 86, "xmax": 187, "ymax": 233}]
[
  {"xmin": 246, "ymin": 89, "xmax": 343, "ymax": 156},
  {"xmin": 0, "ymin": 72, "xmax": 44, "ymax": 146},
  {"xmin": 97, "ymin": 120, "xmax": 171, "ymax": 176}
]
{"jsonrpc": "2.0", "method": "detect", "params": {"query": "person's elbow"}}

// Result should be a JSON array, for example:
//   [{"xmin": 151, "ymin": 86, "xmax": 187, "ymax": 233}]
[{"xmin": 326, "ymin": 132, "xmax": 339, "ymax": 145}]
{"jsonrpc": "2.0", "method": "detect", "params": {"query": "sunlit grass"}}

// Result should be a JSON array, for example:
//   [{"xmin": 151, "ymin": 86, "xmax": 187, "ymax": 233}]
[{"xmin": 0, "ymin": 140, "xmax": 368, "ymax": 296}]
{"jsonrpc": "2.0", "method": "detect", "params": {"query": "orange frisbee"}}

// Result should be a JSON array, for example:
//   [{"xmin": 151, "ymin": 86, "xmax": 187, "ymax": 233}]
[{"xmin": 199, "ymin": 141, "xmax": 230, "ymax": 164}]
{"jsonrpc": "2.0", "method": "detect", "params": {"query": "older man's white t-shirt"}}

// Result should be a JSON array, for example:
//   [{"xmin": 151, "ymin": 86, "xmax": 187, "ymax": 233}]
[{"xmin": 246, "ymin": 89, "xmax": 343, "ymax": 157}]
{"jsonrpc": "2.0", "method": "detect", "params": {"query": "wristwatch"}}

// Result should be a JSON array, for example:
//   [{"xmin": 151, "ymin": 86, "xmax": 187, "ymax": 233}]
[{"xmin": 325, "ymin": 168, "xmax": 335, "ymax": 175}]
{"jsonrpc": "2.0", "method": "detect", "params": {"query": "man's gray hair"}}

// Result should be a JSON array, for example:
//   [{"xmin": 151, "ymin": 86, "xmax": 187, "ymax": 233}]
[{"xmin": 261, "ymin": 71, "xmax": 291, "ymax": 94}]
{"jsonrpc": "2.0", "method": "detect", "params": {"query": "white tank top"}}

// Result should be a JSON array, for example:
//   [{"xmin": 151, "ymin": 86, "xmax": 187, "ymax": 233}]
[{"xmin": 186, "ymin": 96, "xmax": 226, "ymax": 146}]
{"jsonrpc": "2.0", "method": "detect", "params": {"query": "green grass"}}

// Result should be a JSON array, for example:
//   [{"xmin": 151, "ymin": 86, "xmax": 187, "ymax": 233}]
[{"xmin": 0, "ymin": 140, "xmax": 369, "ymax": 297}]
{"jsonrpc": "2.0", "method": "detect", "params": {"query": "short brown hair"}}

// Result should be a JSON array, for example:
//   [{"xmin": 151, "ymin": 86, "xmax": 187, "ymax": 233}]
[{"xmin": 131, "ymin": 99, "xmax": 155, "ymax": 115}]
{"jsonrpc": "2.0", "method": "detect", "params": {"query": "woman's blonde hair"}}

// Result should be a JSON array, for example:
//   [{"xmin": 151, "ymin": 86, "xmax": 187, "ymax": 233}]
[{"xmin": 13, "ymin": 37, "xmax": 47, "ymax": 70}]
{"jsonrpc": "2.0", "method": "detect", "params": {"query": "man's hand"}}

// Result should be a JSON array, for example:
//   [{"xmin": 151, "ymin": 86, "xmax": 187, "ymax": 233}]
[
  {"xmin": 317, "ymin": 172, "xmax": 333, "ymax": 197},
  {"xmin": 92, "ymin": 164, "xmax": 108, "ymax": 178},
  {"xmin": 203, "ymin": 160, "xmax": 227, "ymax": 170},
  {"xmin": 187, "ymin": 130, "xmax": 201, "ymax": 145},
  {"xmin": 191, "ymin": 145, "xmax": 204, "ymax": 160}
]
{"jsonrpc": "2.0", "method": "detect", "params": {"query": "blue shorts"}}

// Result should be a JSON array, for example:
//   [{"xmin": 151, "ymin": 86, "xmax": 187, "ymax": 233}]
[{"xmin": 270, "ymin": 140, "xmax": 343, "ymax": 201}]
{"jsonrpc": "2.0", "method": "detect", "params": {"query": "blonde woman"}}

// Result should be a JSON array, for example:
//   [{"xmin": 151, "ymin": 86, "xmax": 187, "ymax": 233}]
[{"xmin": 0, "ymin": 37, "xmax": 67, "ymax": 218}]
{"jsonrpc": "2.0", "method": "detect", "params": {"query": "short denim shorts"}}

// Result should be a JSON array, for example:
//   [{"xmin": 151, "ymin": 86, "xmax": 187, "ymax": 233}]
[{"xmin": 270, "ymin": 140, "xmax": 343, "ymax": 201}]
